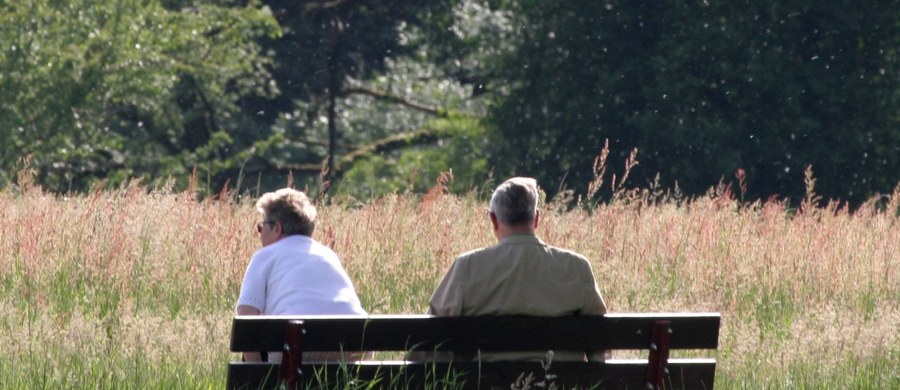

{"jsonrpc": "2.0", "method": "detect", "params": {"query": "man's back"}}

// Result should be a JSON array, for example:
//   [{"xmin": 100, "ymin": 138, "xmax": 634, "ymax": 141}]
[{"xmin": 429, "ymin": 234, "xmax": 606, "ymax": 317}]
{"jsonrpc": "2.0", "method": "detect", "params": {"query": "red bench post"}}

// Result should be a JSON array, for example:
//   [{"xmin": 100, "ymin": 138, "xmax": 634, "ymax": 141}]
[
  {"xmin": 279, "ymin": 320, "xmax": 305, "ymax": 389},
  {"xmin": 645, "ymin": 320, "xmax": 672, "ymax": 389}
]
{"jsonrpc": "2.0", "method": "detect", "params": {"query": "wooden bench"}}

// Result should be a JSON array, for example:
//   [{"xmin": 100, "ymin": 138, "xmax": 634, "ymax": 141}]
[{"xmin": 227, "ymin": 313, "xmax": 720, "ymax": 390}]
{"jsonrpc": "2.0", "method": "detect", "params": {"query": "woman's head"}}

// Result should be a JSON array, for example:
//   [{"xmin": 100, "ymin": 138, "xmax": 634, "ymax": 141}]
[{"xmin": 256, "ymin": 188, "xmax": 317, "ymax": 239}]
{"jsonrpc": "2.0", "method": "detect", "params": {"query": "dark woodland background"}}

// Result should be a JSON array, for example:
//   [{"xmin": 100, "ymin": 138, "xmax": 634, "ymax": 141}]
[{"xmin": 2, "ymin": 0, "xmax": 897, "ymax": 206}]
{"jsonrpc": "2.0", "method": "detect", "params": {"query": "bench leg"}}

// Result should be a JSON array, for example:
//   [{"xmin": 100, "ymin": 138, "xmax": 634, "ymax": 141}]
[
  {"xmin": 280, "ymin": 319, "xmax": 305, "ymax": 389},
  {"xmin": 645, "ymin": 320, "xmax": 672, "ymax": 389}
]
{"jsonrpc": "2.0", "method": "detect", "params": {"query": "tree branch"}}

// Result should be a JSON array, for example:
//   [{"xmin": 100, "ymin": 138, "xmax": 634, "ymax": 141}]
[
  {"xmin": 276, "ymin": 162, "xmax": 327, "ymax": 172},
  {"xmin": 304, "ymin": 0, "xmax": 350, "ymax": 13},
  {"xmin": 277, "ymin": 126, "xmax": 453, "ymax": 174},
  {"xmin": 338, "ymin": 127, "xmax": 450, "ymax": 168},
  {"xmin": 342, "ymin": 86, "xmax": 448, "ymax": 117}
]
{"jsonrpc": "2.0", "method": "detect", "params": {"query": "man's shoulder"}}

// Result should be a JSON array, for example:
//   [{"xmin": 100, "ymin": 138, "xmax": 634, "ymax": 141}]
[
  {"xmin": 544, "ymin": 244, "xmax": 591, "ymax": 263},
  {"xmin": 455, "ymin": 246, "xmax": 495, "ymax": 262}
]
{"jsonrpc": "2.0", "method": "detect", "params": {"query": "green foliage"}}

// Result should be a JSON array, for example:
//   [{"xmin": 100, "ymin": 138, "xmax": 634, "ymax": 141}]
[
  {"xmin": 0, "ymin": 0, "xmax": 280, "ymax": 193},
  {"xmin": 338, "ymin": 115, "xmax": 491, "ymax": 197},
  {"xmin": 251, "ymin": 1, "xmax": 493, "ymax": 196},
  {"xmin": 1, "ymin": 0, "xmax": 897, "ymax": 206},
  {"xmin": 485, "ymin": 0, "xmax": 899, "ymax": 204}
]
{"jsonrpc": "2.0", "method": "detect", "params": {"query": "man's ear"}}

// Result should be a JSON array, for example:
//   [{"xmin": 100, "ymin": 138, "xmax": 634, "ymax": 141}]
[
  {"xmin": 489, "ymin": 212, "xmax": 499, "ymax": 231},
  {"xmin": 533, "ymin": 210, "xmax": 540, "ymax": 229}
]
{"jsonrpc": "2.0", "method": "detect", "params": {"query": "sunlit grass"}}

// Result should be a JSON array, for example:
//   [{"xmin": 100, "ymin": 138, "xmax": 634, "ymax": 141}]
[{"xmin": 0, "ymin": 178, "xmax": 898, "ymax": 388}]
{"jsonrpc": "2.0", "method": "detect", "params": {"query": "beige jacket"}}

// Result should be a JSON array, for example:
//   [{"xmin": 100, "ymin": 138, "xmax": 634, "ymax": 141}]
[{"xmin": 427, "ymin": 234, "xmax": 607, "ymax": 361}]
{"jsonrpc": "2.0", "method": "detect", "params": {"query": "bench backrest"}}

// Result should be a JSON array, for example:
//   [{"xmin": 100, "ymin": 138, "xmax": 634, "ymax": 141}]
[{"xmin": 228, "ymin": 313, "xmax": 720, "ymax": 389}]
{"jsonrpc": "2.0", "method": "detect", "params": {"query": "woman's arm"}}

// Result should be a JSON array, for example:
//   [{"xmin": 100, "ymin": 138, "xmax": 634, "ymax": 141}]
[{"xmin": 236, "ymin": 305, "xmax": 262, "ymax": 362}]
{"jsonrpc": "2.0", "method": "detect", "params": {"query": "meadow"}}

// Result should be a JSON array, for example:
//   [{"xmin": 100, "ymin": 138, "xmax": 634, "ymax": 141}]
[{"xmin": 0, "ymin": 177, "xmax": 898, "ymax": 389}]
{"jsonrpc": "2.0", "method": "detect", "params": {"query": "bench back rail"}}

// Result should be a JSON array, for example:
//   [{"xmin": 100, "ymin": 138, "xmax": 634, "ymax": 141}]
[{"xmin": 228, "ymin": 313, "xmax": 720, "ymax": 390}]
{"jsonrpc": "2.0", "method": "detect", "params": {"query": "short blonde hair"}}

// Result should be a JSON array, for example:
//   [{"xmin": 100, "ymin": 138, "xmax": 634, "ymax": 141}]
[
  {"xmin": 489, "ymin": 177, "xmax": 539, "ymax": 226},
  {"xmin": 256, "ymin": 188, "xmax": 317, "ymax": 236}
]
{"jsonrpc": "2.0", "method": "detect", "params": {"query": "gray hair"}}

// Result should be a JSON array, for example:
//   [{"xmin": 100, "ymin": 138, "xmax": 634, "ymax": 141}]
[
  {"xmin": 256, "ymin": 188, "xmax": 317, "ymax": 236},
  {"xmin": 489, "ymin": 177, "xmax": 539, "ymax": 225}
]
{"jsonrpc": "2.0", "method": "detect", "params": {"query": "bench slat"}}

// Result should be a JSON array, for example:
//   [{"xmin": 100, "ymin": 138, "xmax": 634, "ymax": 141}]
[
  {"xmin": 227, "ymin": 359, "xmax": 717, "ymax": 390},
  {"xmin": 231, "ymin": 313, "xmax": 720, "ymax": 353}
]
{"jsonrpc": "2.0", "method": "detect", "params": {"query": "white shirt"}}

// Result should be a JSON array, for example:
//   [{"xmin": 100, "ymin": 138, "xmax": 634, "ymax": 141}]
[{"xmin": 237, "ymin": 235, "xmax": 366, "ymax": 316}]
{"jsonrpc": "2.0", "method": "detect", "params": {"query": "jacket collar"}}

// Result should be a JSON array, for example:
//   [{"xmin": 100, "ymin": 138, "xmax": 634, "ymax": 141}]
[{"xmin": 498, "ymin": 233, "xmax": 544, "ymax": 246}]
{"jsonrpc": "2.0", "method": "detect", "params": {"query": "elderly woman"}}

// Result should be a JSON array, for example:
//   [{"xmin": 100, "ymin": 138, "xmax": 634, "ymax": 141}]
[{"xmin": 236, "ymin": 188, "xmax": 366, "ymax": 362}]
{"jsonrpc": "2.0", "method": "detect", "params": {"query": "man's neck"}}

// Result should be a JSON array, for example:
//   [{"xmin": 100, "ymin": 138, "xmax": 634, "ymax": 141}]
[{"xmin": 495, "ymin": 225, "xmax": 535, "ymax": 241}]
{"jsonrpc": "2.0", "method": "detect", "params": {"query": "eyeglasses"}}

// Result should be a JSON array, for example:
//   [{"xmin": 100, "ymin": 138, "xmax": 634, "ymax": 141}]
[{"xmin": 256, "ymin": 220, "xmax": 276, "ymax": 233}]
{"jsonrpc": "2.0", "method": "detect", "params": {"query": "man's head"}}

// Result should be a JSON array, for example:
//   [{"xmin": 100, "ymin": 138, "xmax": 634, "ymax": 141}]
[
  {"xmin": 255, "ymin": 188, "xmax": 317, "ymax": 246},
  {"xmin": 489, "ymin": 177, "xmax": 540, "ymax": 236}
]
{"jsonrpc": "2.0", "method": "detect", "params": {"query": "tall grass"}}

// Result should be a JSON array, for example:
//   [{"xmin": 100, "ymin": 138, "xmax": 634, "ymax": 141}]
[{"xmin": 0, "ymin": 178, "xmax": 898, "ymax": 388}]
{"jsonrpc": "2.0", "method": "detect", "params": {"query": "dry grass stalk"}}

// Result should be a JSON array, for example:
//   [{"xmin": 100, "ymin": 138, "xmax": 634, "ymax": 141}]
[{"xmin": 0, "ymin": 179, "xmax": 897, "ymax": 386}]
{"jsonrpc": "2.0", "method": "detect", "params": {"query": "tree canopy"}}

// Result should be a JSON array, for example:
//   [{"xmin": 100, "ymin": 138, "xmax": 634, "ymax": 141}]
[
  {"xmin": 1, "ymin": 0, "xmax": 280, "ymax": 191},
  {"xmin": 1, "ymin": 0, "xmax": 897, "ymax": 205},
  {"xmin": 485, "ymin": 0, "xmax": 899, "ymax": 204}
]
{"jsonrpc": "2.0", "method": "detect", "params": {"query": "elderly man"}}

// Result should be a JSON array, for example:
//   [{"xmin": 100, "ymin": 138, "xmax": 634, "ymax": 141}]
[{"xmin": 429, "ymin": 177, "xmax": 607, "ymax": 361}]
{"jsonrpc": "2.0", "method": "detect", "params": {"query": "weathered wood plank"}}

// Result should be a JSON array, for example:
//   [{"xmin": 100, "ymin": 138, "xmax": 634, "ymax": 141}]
[{"xmin": 231, "ymin": 313, "xmax": 720, "ymax": 352}]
